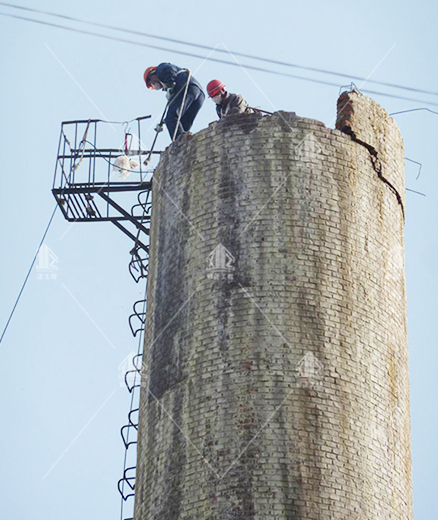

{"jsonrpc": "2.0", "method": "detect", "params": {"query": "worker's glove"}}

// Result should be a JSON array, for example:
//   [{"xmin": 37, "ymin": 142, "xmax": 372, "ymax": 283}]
[
  {"xmin": 155, "ymin": 123, "xmax": 164, "ymax": 133},
  {"xmin": 166, "ymin": 88, "xmax": 173, "ymax": 101}
]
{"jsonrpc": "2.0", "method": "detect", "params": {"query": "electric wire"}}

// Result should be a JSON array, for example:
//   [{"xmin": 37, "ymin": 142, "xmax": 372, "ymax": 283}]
[
  {"xmin": 390, "ymin": 108, "xmax": 438, "ymax": 183},
  {"xmin": 0, "ymin": 7, "xmax": 434, "ymax": 345},
  {"xmin": 405, "ymin": 157, "xmax": 422, "ymax": 180},
  {"xmin": 390, "ymin": 108, "xmax": 438, "ymax": 116},
  {"xmin": 406, "ymin": 188, "xmax": 426, "ymax": 196},
  {"xmin": 0, "ymin": 205, "xmax": 58, "ymax": 345},
  {"xmin": 1, "ymin": 1, "xmax": 437, "ymax": 98},
  {"xmin": 1, "ymin": 10, "xmax": 438, "ymax": 107}
]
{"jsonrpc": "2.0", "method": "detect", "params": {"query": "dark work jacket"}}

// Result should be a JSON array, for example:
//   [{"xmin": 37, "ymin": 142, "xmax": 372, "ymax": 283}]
[
  {"xmin": 216, "ymin": 92, "xmax": 249, "ymax": 119},
  {"xmin": 155, "ymin": 63, "xmax": 203, "ymax": 96}
]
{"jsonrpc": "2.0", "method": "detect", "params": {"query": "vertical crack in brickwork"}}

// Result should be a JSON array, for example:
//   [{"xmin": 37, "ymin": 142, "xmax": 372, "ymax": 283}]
[{"xmin": 339, "ymin": 125, "xmax": 405, "ymax": 219}]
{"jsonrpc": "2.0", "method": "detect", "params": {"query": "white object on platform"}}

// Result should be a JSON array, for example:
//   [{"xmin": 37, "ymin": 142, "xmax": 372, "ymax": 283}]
[{"xmin": 113, "ymin": 155, "xmax": 140, "ymax": 179}]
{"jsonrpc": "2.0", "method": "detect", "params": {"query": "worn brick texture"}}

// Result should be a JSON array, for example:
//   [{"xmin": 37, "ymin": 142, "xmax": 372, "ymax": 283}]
[
  {"xmin": 134, "ymin": 94, "xmax": 412, "ymax": 520},
  {"xmin": 336, "ymin": 90, "xmax": 405, "ymax": 210}
]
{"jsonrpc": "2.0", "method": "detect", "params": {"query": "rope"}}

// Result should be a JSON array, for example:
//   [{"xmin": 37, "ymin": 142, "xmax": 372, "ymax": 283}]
[
  {"xmin": 0, "ymin": 205, "xmax": 58, "ymax": 345},
  {"xmin": 172, "ymin": 69, "xmax": 192, "ymax": 142}
]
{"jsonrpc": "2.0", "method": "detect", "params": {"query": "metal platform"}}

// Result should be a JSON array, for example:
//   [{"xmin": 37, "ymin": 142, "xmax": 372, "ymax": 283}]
[{"xmin": 52, "ymin": 116, "xmax": 157, "ymax": 254}]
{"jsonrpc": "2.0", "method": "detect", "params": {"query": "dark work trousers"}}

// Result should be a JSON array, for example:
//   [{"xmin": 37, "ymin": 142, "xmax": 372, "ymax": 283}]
[{"xmin": 165, "ymin": 85, "xmax": 205, "ymax": 140}]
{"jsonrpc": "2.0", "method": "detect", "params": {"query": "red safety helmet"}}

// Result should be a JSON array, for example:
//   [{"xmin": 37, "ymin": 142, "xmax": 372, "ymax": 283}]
[
  {"xmin": 144, "ymin": 66, "xmax": 157, "ymax": 89},
  {"xmin": 207, "ymin": 79, "xmax": 226, "ymax": 97}
]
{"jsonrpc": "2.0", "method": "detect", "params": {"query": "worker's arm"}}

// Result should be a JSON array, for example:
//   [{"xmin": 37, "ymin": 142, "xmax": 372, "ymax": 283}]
[
  {"xmin": 226, "ymin": 94, "xmax": 249, "ymax": 116},
  {"xmin": 155, "ymin": 63, "xmax": 180, "ymax": 89}
]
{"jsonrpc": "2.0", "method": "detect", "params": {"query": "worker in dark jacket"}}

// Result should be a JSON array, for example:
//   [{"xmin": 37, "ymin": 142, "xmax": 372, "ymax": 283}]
[
  {"xmin": 206, "ymin": 79, "xmax": 250, "ymax": 119},
  {"xmin": 144, "ymin": 63, "xmax": 205, "ymax": 140}
]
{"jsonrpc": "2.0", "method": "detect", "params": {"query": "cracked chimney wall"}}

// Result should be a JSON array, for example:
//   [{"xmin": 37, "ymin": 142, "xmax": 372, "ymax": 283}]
[
  {"xmin": 336, "ymin": 90, "xmax": 405, "ymax": 214},
  {"xmin": 134, "ymin": 98, "xmax": 412, "ymax": 520}
]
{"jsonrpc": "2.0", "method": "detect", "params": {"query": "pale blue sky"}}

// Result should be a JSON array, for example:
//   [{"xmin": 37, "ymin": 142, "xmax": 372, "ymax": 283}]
[{"xmin": 0, "ymin": 1, "xmax": 437, "ymax": 519}]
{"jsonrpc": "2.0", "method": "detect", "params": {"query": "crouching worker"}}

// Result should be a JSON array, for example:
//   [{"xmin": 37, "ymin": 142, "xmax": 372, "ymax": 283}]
[
  {"xmin": 144, "ymin": 63, "xmax": 205, "ymax": 140},
  {"xmin": 207, "ymin": 79, "xmax": 250, "ymax": 119}
]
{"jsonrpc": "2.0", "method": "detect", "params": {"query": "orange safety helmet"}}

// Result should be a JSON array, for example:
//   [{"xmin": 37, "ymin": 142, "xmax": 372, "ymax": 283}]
[
  {"xmin": 207, "ymin": 79, "xmax": 226, "ymax": 97},
  {"xmin": 144, "ymin": 66, "xmax": 157, "ymax": 89}
]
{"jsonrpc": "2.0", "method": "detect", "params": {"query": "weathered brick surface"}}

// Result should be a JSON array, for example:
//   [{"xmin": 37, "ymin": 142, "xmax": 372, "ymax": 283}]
[
  {"xmin": 135, "ymin": 98, "xmax": 412, "ymax": 520},
  {"xmin": 336, "ymin": 90, "xmax": 405, "ymax": 209}
]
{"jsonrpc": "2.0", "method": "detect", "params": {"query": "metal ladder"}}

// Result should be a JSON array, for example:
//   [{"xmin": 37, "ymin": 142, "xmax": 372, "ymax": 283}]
[{"xmin": 118, "ymin": 189, "xmax": 152, "ymax": 520}]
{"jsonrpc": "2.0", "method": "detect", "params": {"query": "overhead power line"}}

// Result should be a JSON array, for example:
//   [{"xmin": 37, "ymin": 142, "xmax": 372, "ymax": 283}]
[
  {"xmin": 1, "ymin": 10, "xmax": 438, "ymax": 107},
  {"xmin": 1, "ymin": 1, "xmax": 437, "ymax": 99}
]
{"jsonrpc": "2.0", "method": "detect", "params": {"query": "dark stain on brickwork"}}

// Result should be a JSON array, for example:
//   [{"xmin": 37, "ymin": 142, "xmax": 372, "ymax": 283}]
[
  {"xmin": 155, "ymin": 391, "xmax": 187, "ymax": 520},
  {"xmin": 148, "ymin": 141, "xmax": 197, "ymax": 400},
  {"xmin": 214, "ymin": 149, "xmax": 239, "ymax": 359}
]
